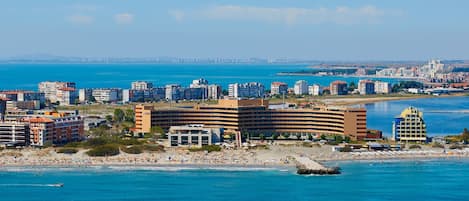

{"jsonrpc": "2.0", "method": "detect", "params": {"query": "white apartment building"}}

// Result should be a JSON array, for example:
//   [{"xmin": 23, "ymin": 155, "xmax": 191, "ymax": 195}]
[
  {"xmin": 79, "ymin": 88, "xmax": 93, "ymax": 103},
  {"xmin": 56, "ymin": 88, "xmax": 78, "ymax": 105},
  {"xmin": 207, "ymin": 84, "xmax": 221, "ymax": 100},
  {"xmin": 0, "ymin": 122, "xmax": 29, "ymax": 146},
  {"xmin": 358, "ymin": 80, "xmax": 376, "ymax": 95},
  {"xmin": 165, "ymin": 84, "xmax": 182, "ymax": 100},
  {"xmin": 374, "ymin": 81, "xmax": 392, "ymax": 94},
  {"xmin": 294, "ymin": 80, "xmax": 308, "ymax": 95},
  {"xmin": 38, "ymin": 81, "xmax": 76, "ymax": 103},
  {"xmin": 131, "ymin": 81, "xmax": 153, "ymax": 90},
  {"xmin": 228, "ymin": 82, "xmax": 264, "ymax": 98},
  {"xmin": 308, "ymin": 84, "xmax": 322, "ymax": 96},
  {"xmin": 91, "ymin": 88, "xmax": 120, "ymax": 103},
  {"xmin": 271, "ymin": 82, "xmax": 288, "ymax": 95}
]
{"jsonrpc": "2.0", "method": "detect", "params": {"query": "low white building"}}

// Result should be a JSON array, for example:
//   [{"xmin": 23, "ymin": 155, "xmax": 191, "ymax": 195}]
[
  {"xmin": 168, "ymin": 124, "xmax": 222, "ymax": 147},
  {"xmin": 0, "ymin": 122, "xmax": 29, "ymax": 146},
  {"xmin": 91, "ymin": 88, "xmax": 121, "ymax": 103},
  {"xmin": 407, "ymin": 88, "xmax": 424, "ymax": 94}
]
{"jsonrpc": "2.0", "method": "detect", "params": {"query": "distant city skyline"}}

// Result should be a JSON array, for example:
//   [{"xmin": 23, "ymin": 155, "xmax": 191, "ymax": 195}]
[{"xmin": 2, "ymin": 0, "xmax": 469, "ymax": 60}]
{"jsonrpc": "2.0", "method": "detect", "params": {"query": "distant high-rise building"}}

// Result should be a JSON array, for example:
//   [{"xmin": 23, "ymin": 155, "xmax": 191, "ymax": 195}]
[
  {"xmin": 38, "ymin": 81, "xmax": 76, "ymax": 104},
  {"xmin": 0, "ymin": 99, "xmax": 6, "ymax": 121},
  {"xmin": 308, "ymin": 84, "xmax": 322, "ymax": 96},
  {"xmin": 271, "ymin": 82, "xmax": 288, "ymax": 95},
  {"xmin": 358, "ymin": 80, "xmax": 376, "ymax": 95},
  {"xmin": 123, "ymin": 87, "xmax": 165, "ymax": 103},
  {"xmin": 56, "ymin": 87, "xmax": 78, "ymax": 105},
  {"xmin": 330, "ymin": 81, "xmax": 348, "ymax": 95},
  {"xmin": 294, "ymin": 80, "xmax": 308, "ymax": 95},
  {"xmin": 207, "ymin": 84, "xmax": 222, "ymax": 100},
  {"xmin": 79, "ymin": 88, "xmax": 93, "ymax": 103},
  {"xmin": 131, "ymin": 81, "xmax": 153, "ymax": 90},
  {"xmin": 189, "ymin": 78, "xmax": 209, "ymax": 100},
  {"xmin": 228, "ymin": 82, "xmax": 264, "ymax": 98},
  {"xmin": 165, "ymin": 84, "xmax": 182, "ymax": 101},
  {"xmin": 0, "ymin": 91, "xmax": 45, "ymax": 109},
  {"xmin": 421, "ymin": 59, "xmax": 446, "ymax": 78},
  {"xmin": 392, "ymin": 106, "xmax": 427, "ymax": 143},
  {"xmin": 183, "ymin": 88, "xmax": 205, "ymax": 100},
  {"xmin": 374, "ymin": 81, "xmax": 392, "ymax": 94},
  {"xmin": 190, "ymin": 78, "xmax": 209, "ymax": 88}
]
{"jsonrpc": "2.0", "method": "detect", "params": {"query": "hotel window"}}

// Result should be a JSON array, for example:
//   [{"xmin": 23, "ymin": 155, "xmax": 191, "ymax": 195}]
[
  {"xmin": 181, "ymin": 136, "xmax": 189, "ymax": 145},
  {"xmin": 201, "ymin": 136, "xmax": 209, "ymax": 145},
  {"xmin": 191, "ymin": 136, "xmax": 199, "ymax": 144}
]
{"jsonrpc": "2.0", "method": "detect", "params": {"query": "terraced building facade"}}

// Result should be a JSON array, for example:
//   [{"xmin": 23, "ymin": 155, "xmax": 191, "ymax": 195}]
[{"xmin": 135, "ymin": 99, "xmax": 367, "ymax": 140}]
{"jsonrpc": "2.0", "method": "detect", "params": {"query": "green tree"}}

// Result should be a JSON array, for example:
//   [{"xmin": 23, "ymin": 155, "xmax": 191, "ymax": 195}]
[
  {"xmin": 348, "ymin": 81, "xmax": 357, "ymax": 92},
  {"xmin": 272, "ymin": 133, "xmax": 279, "ymax": 140},
  {"xmin": 150, "ymin": 126, "xmax": 166, "ymax": 139},
  {"xmin": 322, "ymin": 89, "xmax": 331, "ymax": 95},
  {"xmin": 307, "ymin": 134, "xmax": 313, "ymax": 141},
  {"xmin": 259, "ymin": 134, "xmax": 265, "ymax": 141},
  {"xmin": 295, "ymin": 134, "xmax": 302, "ymax": 140},
  {"xmin": 105, "ymin": 115, "xmax": 113, "ymax": 122},
  {"xmin": 344, "ymin": 136, "xmax": 351, "ymax": 143},
  {"xmin": 222, "ymin": 89, "xmax": 229, "ymax": 96},
  {"xmin": 461, "ymin": 128, "xmax": 469, "ymax": 143},
  {"xmin": 320, "ymin": 134, "xmax": 327, "ymax": 140},
  {"xmin": 113, "ymin": 109, "xmax": 125, "ymax": 122},
  {"xmin": 124, "ymin": 109, "xmax": 134, "ymax": 122},
  {"xmin": 334, "ymin": 135, "xmax": 344, "ymax": 143}
]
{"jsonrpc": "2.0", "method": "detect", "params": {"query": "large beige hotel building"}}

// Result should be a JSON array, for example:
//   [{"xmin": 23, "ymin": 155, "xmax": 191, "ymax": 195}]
[{"xmin": 135, "ymin": 99, "xmax": 367, "ymax": 140}]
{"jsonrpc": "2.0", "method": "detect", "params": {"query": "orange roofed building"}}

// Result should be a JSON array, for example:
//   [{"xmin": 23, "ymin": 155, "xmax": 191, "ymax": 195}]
[{"xmin": 22, "ymin": 114, "xmax": 84, "ymax": 146}]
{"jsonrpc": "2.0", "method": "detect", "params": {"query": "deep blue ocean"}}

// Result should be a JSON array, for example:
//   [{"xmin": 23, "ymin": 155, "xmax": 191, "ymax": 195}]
[{"xmin": 1, "ymin": 160, "xmax": 469, "ymax": 201}]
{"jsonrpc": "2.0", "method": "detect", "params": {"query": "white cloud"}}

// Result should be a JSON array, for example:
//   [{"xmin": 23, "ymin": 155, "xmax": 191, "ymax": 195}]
[
  {"xmin": 168, "ymin": 10, "xmax": 185, "ymax": 22},
  {"xmin": 66, "ymin": 14, "xmax": 94, "ymax": 25},
  {"xmin": 114, "ymin": 13, "xmax": 134, "ymax": 24},
  {"xmin": 174, "ymin": 5, "xmax": 396, "ymax": 25}
]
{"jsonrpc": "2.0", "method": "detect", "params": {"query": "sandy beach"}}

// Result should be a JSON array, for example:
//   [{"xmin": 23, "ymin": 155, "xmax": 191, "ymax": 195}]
[{"xmin": 1, "ymin": 144, "xmax": 468, "ymax": 168}]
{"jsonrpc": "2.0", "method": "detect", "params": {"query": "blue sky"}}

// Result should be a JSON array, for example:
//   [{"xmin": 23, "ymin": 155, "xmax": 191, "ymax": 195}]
[{"xmin": 1, "ymin": 0, "xmax": 469, "ymax": 60}]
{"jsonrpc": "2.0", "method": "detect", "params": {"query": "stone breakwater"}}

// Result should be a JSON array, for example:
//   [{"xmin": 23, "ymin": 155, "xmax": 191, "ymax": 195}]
[{"xmin": 293, "ymin": 156, "xmax": 340, "ymax": 175}]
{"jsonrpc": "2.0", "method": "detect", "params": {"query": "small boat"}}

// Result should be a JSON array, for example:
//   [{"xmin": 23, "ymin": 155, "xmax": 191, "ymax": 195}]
[{"xmin": 50, "ymin": 183, "xmax": 64, "ymax": 187}]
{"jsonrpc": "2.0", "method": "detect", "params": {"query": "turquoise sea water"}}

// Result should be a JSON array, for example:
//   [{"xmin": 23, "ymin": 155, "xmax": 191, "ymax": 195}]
[
  {"xmin": 1, "ymin": 160, "xmax": 469, "ymax": 201},
  {"xmin": 0, "ymin": 64, "xmax": 399, "ymax": 90}
]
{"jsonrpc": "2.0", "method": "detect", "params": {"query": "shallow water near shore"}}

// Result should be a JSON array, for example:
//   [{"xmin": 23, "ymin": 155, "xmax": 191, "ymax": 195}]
[
  {"xmin": 364, "ymin": 96, "xmax": 469, "ymax": 136},
  {"xmin": 1, "ymin": 159, "xmax": 469, "ymax": 201}
]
